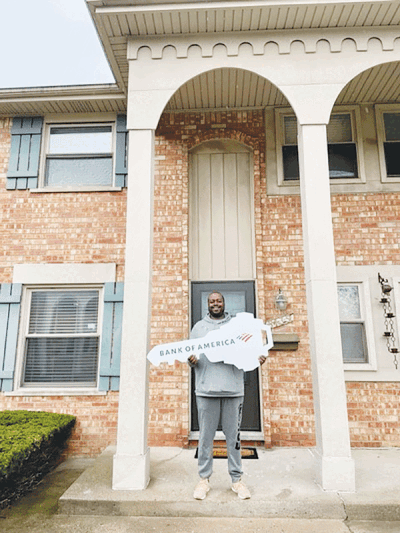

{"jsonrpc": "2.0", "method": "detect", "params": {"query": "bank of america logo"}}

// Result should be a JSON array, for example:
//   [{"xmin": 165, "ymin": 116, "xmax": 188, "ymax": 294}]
[{"xmin": 237, "ymin": 333, "xmax": 253, "ymax": 343}]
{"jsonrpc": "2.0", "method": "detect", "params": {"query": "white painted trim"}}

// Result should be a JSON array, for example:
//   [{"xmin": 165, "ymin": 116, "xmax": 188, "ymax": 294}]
[
  {"xmin": 13, "ymin": 263, "xmax": 116, "ymax": 284},
  {"xmin": 127, "ymin": 26, "xmax": 400, "ymax": 59},
  {"xmin": 5, "ymin": 389, "xmax": 107, "ymax": 396},
  {"xmin": 95, "ymin": 0, "xmax": 382, "ymax": 16},
  {"xmin": 30, "ymin": 186, "xmax": 122, "ymax": 193}
]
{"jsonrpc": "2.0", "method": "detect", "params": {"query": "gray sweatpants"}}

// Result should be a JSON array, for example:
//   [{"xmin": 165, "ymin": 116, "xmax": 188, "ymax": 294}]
[{"xmin": 196, "ymin": 396, "xmax": 244, "ymax": 483}]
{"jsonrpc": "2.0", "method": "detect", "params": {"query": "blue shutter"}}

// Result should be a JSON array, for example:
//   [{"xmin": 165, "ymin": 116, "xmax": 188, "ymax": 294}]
[
  {"xmin": 99, "ymin": 282, "xmax": 124, "ymax": 391},
  {"xmin": 7, "ymin": 117, "xmax": 43, "ymax": 190},
  {"xmin": 0, "ymin": 284, "xmax": 22, "ymax": 392},
  {"xmin": 115, "ymin": 115, "xmax": 128, "ymax": 188}
]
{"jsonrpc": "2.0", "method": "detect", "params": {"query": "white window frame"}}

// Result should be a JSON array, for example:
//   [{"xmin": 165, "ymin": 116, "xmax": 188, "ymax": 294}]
[
  {"xmin": 14, "ymin": 284, "xmax": 104, "ymax": 393},
  {"xmin": 376, "ymin": 104, "xmax": 400, "ymax": 183},
  {"xmin": 275, "ymin": 105, "xmax": 365, "ymax": 187},
  {"xmin": 337, "ymin": 281, "xmax": 376, "ymax": 371},
  {"xmin": 336, "ymin": 268, "xmax": 377, "ymax": 373},
  {"xmin": 336, "ymin": 266, "xmax": 400, "ymax": 382},
  {"xmin": 37, "ymin": 113, "xmax": 120, "ymax": 192},
  {"xmin": 10, "ymin": 263, "xmax": 116, "ymax": 396}
]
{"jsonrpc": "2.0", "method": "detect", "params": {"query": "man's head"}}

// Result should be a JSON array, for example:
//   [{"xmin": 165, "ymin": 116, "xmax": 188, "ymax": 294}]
[{"xmin": 207, "ymin": 292, "xmax": 225, "ymax": 319}]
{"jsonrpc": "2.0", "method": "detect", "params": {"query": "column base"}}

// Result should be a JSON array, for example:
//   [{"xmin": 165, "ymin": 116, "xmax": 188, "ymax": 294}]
[
  {"xmin": 112, "ymin": 448, "xmax": 150, "ymax": 490},
  {"xmin": 313, "ymin": 449, "xmax": 356, "ymax": 492}
]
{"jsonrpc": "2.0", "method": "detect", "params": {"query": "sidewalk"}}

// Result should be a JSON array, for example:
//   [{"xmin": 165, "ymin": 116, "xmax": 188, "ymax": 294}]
[{"xmin": 59, "ymin": 446, "xmax": 400, "ymax": 522}]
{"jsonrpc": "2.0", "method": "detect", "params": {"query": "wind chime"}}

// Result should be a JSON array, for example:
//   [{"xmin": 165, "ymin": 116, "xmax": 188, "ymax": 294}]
[{"xmin": 378, "ymin": 273, "xmax": 399, "ymax": 369}]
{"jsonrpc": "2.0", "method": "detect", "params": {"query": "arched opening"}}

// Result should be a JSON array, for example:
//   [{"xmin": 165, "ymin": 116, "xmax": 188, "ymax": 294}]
[{"xmin": 151, "ymin": 67, "xmax": 295, "ymax": 445}]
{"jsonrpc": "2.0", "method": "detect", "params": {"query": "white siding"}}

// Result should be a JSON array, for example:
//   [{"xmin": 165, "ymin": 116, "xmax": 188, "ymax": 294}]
[{"xmin": 189, "ymin": 140, "xmax": 254, "ymax": 281}]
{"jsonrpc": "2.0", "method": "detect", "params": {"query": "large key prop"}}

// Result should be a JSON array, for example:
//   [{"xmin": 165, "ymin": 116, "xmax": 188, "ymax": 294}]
[{"xmin": 147, "ymin": 312, "xmax": 274, "ymax": 372}]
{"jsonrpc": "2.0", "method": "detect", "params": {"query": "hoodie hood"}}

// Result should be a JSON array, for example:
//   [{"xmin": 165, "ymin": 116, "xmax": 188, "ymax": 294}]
[
  {"xmin": 202, "ymin": 312, "xmax": 232, "ymax": 326},
  {"xmin": 190, "ymin": 312, "xmax": 232, "ymax": 340}
]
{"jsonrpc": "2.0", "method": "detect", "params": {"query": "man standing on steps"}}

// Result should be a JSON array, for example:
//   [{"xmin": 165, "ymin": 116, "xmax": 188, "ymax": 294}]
[{"xmin": 188, "ymin": 291, "xmax": 266, "ymax": 501}]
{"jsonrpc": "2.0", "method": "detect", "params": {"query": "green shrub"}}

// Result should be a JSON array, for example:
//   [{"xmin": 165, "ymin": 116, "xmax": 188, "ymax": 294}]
[{"xmin": 0, "ymin": 410, "xmax": 76, "ymax": 509}]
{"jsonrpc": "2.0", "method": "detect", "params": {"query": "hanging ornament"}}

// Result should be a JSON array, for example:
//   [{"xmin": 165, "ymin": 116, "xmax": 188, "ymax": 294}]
[{"xmin": 378, "ymin": 273, "xmax": 399, "ymax": 369}]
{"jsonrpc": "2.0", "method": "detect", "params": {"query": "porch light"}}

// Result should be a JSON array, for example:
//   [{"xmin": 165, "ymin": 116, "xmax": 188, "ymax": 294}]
[{"xmin": 274, "ymin": 289, "xmax": 288, "ymax": 312}]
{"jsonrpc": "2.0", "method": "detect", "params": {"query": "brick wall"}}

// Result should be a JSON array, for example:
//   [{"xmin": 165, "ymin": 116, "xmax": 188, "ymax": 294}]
[
  {"xmin": 0, "ymin": 393, "xmax": 119, "ymax": 456},
  {"xmin": 0, "ymin": 117, "xmax": 124, "ymax": 457},
  {"xmin": 332, "ymin": 193, "xmax": 400, "ymax": 447},
  {"xmin": 1, "ymin": 113, "xmax": 400, "ymax": 455},
  {"xmin": 0, "ymin": 118, "xmax": 127, "ymax": 283},
  {"xmin": 150, "ymin": 110, "xmax": 273, "ymax": 447}
]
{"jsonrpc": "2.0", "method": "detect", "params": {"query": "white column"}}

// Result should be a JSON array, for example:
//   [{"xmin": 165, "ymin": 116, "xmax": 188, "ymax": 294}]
[
  {"xmin": 112, "ymin": 129, "xmax": 155, "ymax": 490},
  {"xmin": 297, "ymin": 123, "xmax": 355, "ymax": 492}
]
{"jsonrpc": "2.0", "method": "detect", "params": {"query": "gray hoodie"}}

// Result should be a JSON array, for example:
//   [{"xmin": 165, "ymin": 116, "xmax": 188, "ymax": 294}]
[{"xmin": 190, "ymin": 312, "xmax": 244, "ymax": 398}]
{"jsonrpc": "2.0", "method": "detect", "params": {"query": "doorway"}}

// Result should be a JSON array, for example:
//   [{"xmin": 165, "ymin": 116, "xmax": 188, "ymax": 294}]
[
  {"xmin": 190, "ymin": 281, "xmax": 261, "ymax": 433},
  {"xmin": 189, "ymin": 138, "xmax": 260, "ymax": 435}
]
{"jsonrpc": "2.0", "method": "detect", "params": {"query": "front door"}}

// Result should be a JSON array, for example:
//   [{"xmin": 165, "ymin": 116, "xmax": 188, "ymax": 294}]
[{"xmin": 190, "ymin": 281, "xmax": 261, "ymax": 432}]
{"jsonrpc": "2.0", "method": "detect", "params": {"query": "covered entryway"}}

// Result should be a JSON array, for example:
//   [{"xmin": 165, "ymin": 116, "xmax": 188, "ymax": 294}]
[
  {"xmin": 102, "ymin": 0, "xmax": 400, "ymax": 492},
  {"xmin": 188, "ymin": 139, "xmax": 261, "ymax": 435}
]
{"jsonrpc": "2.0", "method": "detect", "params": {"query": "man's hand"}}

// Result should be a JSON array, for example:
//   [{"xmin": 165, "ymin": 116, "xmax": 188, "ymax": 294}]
[
  {"xmin": 188, "ymin": 355, "xmax": 198, "ymax": 365},
  {"xmin": 258, "ymin": 356, "xmax": 267, "ymax": 365}
]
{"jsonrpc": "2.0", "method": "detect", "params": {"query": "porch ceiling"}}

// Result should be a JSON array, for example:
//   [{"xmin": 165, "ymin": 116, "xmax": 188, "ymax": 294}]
[
  {"xmin": 87, "ymin": 0, "xmax": 400, "ymax": 94},
  {"xmin": 165, "ymin": 62, "xmax": 400, "ymax": 111}
]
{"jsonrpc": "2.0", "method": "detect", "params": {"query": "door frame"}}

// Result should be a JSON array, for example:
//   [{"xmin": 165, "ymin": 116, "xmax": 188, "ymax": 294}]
[{"xmin": 189, "ymin": 280, "xmax": 264, "ymax": 441}]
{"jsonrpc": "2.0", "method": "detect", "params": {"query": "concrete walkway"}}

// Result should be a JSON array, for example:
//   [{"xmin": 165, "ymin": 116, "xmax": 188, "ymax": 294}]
[{"xmin": 59, "ymin": 446, "xmax": 400, "ymax": 522}]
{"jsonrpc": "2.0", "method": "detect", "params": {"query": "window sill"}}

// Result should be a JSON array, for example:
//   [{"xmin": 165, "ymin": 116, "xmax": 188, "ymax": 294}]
[
  {"xmin": 381, "ymin": 176, "xmax": 400, "ymax": 183},
  {"xmin": 278, "ymin": 178, "xmax": 365, "ymax": 187},
  {"xmin": 30, "ymin": 186, "xmax": 123, "ymax": 193},
  {"xmin": 344, "ymin": 363, "xmax": 377, "ymax": 372},
  {"xmin": 6, "ymin": 388, "xmax": 108, "ymax": 396}
]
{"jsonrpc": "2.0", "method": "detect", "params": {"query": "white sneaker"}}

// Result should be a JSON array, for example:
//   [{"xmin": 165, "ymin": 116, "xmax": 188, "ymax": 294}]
[
  {"xmin": 232, "ymin": 479, "xmax": 251, "ymax": 499},
  {"xmin": 193, "ymin": 478, "xmax": 210, "ymax": 500}
]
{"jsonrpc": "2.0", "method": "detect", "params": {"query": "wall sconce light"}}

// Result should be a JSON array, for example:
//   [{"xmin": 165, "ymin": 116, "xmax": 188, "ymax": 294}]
[{"xmin": 274, "ymin": 288, "xmax": 288, "ymax": 312}]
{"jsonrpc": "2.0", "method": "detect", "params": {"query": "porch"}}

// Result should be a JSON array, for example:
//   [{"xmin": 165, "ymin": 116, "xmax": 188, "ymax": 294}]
[{"xmin": 60, "ymin": 445, "xmax": 400, "ymax": 520}]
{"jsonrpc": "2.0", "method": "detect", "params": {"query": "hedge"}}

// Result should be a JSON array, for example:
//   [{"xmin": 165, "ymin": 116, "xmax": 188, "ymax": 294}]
[{"xmin": 0, "ymin": 410, "xmax": 76, "ymax": 509}]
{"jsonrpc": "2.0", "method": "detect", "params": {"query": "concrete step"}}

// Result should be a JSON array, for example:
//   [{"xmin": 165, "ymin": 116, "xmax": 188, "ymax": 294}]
[{"xmin": 59, "ymin": 446, "xmax": 400, "ymax": 521}]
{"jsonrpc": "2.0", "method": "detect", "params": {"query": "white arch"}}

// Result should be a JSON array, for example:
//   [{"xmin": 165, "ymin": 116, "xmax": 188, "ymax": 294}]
[{"xmin": 127, "ymin": 29, "xmax": 400, "ymax": 129}]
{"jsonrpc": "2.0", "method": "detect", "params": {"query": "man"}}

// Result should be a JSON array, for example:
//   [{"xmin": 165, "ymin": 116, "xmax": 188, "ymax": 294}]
[{"xmin": 188, "ymin": 291, "xmax": 266, "ymax": 500}]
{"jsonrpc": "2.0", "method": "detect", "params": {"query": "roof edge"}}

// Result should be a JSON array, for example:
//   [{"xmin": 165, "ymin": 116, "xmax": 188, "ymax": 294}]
[{"xmin": 0, "ymin": 83, "xmax": 125, "ymax": 102}]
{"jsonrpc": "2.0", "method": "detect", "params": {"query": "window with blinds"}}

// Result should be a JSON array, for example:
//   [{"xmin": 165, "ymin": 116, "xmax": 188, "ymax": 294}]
[
  {"xmin": 22, "ymin": 289, "xmax": 101, "ymax": 386},
  {"xmin": 337, "ymin": 284, "xmax": 368, "ymax": 364},
  {"xmin": 282, "ymin": 112, "xmax": 358, "ymax": 181}
]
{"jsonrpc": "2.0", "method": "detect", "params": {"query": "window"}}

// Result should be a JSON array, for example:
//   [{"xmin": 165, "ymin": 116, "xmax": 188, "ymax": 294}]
[
  {"xmin": 7, "ymin": 114, "xmax": 128, "ymax": 191},
  {"xmin": 19, "ymin": 287, "xmax": 102, "ymax": 388},
  {"xmin": 377, "ymin": 107, "xmax": 400, "ymax": 180},
  {"xmin": 44, "ymin": 123, "xmax": 114, "ymax": 187},
  {"xmin": 337, "ymin": 284, "xmax": 368, "ymax": 364},
  {"xmin": 336, "ymin": 267, "xmax": 380, "ymax": 377},
  {"xmin": 277, "ymin": 108, "xmax": 362, "ymax": 183}
]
